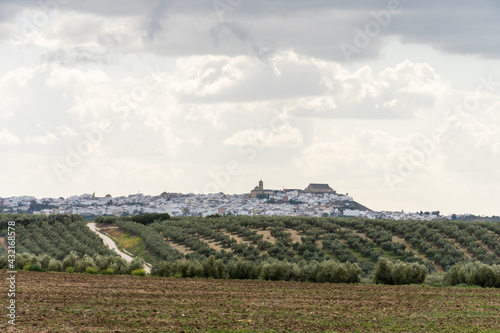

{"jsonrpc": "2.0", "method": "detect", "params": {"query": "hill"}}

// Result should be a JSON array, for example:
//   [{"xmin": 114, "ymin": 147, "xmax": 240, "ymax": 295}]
[{"xmin": 3, "ymin": 214, "xmax": 500, "ymax": 278}]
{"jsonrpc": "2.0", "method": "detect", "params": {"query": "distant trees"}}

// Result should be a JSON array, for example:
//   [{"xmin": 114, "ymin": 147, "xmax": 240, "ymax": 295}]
[
  {"xmin": 14, "ymin": 217, "xmax": 116, "ymax": 260},
  {"xmin": 3, "ymin": 214, "xmax": 500, "ymax": 287},
  {"xmin": 0, "ymin": 252, "xmax": 139, "ymax": 275},
  {"xmin": 131, "ymin": 213, "xmax": 170, "ymax": 225},
  {"xmin": 374, "ymin": 258, "xmax": 428, "ymax": 285},
  {"xmin": 444, "ymin": 262, "xmax": 500, "ymax": 288},
  {"xmin": 153, "ymin": 256, "xmax": 361, "ymax": 283}
]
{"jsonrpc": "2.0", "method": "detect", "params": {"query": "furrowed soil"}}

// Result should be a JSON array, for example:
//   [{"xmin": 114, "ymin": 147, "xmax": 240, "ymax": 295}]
[{"xmin": 2, "ymin": 271, "xmax": 500, "ymax": 332}]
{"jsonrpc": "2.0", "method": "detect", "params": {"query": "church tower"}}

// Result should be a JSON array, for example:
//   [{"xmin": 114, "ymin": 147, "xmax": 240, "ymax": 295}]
[{"xmin": 259, "ymin": 180, "xmax": 263, "ymax": 190}]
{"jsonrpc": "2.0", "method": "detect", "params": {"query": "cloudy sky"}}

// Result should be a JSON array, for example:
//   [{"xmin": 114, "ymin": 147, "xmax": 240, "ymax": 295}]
[{"xmin": 1, "ymin": 0, "xmax": 500, "ymax": 215}]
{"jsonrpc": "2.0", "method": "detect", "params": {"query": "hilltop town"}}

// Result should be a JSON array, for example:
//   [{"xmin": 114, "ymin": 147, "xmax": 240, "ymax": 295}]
[{"xmin": 0, "ymin": 180, "xmax": 448, "ymax": 220}]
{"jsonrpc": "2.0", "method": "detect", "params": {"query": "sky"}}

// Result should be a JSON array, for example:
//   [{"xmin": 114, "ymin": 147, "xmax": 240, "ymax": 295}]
[{"xmin": 1, "ymin": 0, "xmax": 500, "ymax": 216}]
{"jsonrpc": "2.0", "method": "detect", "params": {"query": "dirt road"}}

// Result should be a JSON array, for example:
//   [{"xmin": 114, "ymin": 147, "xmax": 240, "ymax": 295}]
[{"xmin": 87, "ymin": 223, "xmax": 151, "ymax": 273}]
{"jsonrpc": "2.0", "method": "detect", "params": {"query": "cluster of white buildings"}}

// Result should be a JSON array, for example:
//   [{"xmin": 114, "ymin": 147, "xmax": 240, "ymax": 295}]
[
  {"xmin": 344, "ymin": 209, "xmax": 438, "ymax": 220},
  {"xmin": 0, "ymin": 190, "xmax": 443, "ymax": 220}
]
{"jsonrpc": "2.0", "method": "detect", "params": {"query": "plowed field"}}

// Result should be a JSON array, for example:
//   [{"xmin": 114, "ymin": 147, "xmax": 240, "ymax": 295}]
[{"xmin": 1, "ymin": 270, "xmax": 500, "ymax": 332}]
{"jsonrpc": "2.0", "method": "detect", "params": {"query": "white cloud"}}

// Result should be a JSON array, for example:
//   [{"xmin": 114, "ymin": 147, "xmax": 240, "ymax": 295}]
[
  {"xmin": 28, "ymin": 131, "xmax": 59, "ymax": 144},
  {"xmin": 294, "ymin": 128, "xmax": 444, "ymax": 181},
  {"xmin": 0, "ymin": 128, "xmax": 21, "ymax": 145},
  {"xmin": 56, "ymin": 125, "xmax": 78, "ymax": 137},
  {"xmin": 45, "ymin": 66, "xmax": 110, "ymax": 86},
  {"xmin": 224, "ymin": 124, "xmax": 303, "ymax": 148},
  {"xmin": 172, "ymin": 55, "xmax": 249, "ymax": 96},
  {"xmin": 162, "ymin": 129, "xmax": 184, "ymax": 156}
]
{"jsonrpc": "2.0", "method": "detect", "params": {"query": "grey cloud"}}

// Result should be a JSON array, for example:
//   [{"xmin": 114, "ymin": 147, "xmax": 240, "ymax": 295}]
[
  {"xmin": 143, "ymin": 0, "xmax": 169, "ymax": 43},
  {"xmin": 40, "ymin": 47, "xmax": 119, "ymax": 66},
  {"xmin": 3, "ymin": 0, "xmax": 500, "ymax": 62},
  {"xmin": 211, "ymin": 22, "xmax": 250, "ymax": 47}
]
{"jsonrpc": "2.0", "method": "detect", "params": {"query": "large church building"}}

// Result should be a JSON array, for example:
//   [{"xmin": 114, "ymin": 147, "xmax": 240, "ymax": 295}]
[
  {"xmin": 250, "ymin": 180, "xmax": 275, "ymax": 198},
  {"xmin": 303, "ymin": 183, "xmax": 336, "ymax": 194},
  {"xmin": 250, "ymin": 180, "xmax": 336, "ymax": 197}
]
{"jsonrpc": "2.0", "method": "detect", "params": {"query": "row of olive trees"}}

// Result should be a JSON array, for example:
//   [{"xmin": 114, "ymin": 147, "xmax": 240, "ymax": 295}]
[
  {"xmin": 14, "ymin": 220, "xmax": 116, "ymax": 260},
  {"xmin": 153, "ymin": 256, "xmax": 362, "ymax": 283},
  {"xmin": 5, "ymin": 252, "xmax": 500, "ymax": 288},
  {"xmin": 374, "ymin": 258, "xmax": 429, "ymax": 285},
  {"xmin": 0, "ymin": 252, "xmax": 144, "ymax": 275},
  {"xmin": 0, "ymin": 213, "xmax": 84, "ymax": 229},
  {"xmin": 444, "ymin": 261, "xmax": 500, "ymax": 288}
]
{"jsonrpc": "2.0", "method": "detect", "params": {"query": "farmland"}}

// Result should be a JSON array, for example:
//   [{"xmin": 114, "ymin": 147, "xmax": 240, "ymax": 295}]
[
  {"xmin": 2, "ymin": 214, "xmax": 500, "ymax": 331},
  {"xmin": 97, "ymin": 215, "xmax": 500, "ymax": 278},
  {"xmin": 2, "ymin": 214, "xmax": 500, "ymax": 283},
  {"xmin": 1, "ymin": 270, "xmax": 500, "ymax": 332}
]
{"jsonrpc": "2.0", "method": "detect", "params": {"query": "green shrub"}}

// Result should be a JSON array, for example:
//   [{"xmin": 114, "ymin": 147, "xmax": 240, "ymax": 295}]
[
  {"xmin": 62, "ymin": 251, "xmax": 79, "ymax": 269},
  {"xmin": 131, "ymin": 269, "xmax": 147, "ymax": 277},
  {"xmin": 259, "ymin": 259, "xmax": 301, "ymax": 281},
  {"xmin": 444, "ymin": 262, "xmax": 500, "ymax": 288},
  {"xmin": 203, "ymin": 256, "xmax": 227, "ymax": 279},
  {"xmin": 24, "ymin": 264, "xmax": 46, "ymax": 272},
  {"xmin": 65, "ymin": 267, "xmax": 75, "ymax": 273},
  {"xmin": 227, "ymin": 260, "xmax": 259, "ymax": 280},
  {"xmin": 74, "ymin": 254, "xmax": 97, "ymax": 273},
  {"xmin": 48, "ymin": 259, "xmax": 63, "ymax": 272},
  {"xmin": 127, "ymin": 257, "xmax": 145, "ymax": 274},
  {"xmin": 186, "ymin": 261, "xmax": 204, "ymax": 278},
  {"xmin": 374, "ymin": 258, "xmax": 428, "ymax": 285},
  {"xmin": 424, "ymin": 272, "xmax": 445, "ymax": 286},
  {"xmin": 100, "ymin": 268, "xmax": 115, "ymax": 275},
  {"xmin": 85, "ymin": 267, "xmax": 99, "ymax": 274},
  {"xmin": 152, "ymin": 261, "xmax": 176, "ymax": 277},
  {"xmin": 39, "ymin": 254, "xmax": 52, "ymax": 270},
  {"xmin": 315, "ymin": 260, "xmax": 361, "ymax": 283}
]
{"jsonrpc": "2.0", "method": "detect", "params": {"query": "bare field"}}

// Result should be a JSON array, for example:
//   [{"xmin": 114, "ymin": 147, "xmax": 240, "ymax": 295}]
[{"xmin": 2, "ymin": 271, "xmax": 500, "ymax": 332}]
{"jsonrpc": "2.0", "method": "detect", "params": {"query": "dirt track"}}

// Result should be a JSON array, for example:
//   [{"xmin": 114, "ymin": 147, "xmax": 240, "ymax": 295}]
[
  {"xmin": 1, "ymin": 270, "xmax": 500, "ymax": 332},
  {"xmin": 87, "ymin": 223, "xmax": 151, "ymax": 273}
]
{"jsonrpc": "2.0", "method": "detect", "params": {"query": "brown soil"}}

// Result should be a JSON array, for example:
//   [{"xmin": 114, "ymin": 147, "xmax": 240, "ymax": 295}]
[
  {"xmin": 163, "ymin": 239, "xmax": 194, "ymax": 255},
  {"xmin": 315, "ymin": 238, "xmax": 324, "ymax": 249},
  {"xmin": 482, "ymin": 230, "xmax": 500, "ymax": 255},
  {"xmin": 1, "ymin": 270, "xmax": 500, "ymax": 332},
  {"xmin": 100, "ymin": 227, "xmax": 123, "ymax": 239},
  {"xmin": 447, "ymin": 237, "xmax": 473, "ymax": 259},
  {"xmin": 220, "ymin": 230, "xmax": 254, "ymax": 247},
  {"xmin": 0, "ymin": 237, "xmax": 8, "ymax": 252},
  {"xmin": 286, "ymin": 228, "xmax": 303, "ymax": 243},
  {"xmin": 202, "ymin": 238, "xmax": 225, "ymax": 252},
  {"xmin": 392, "ymin": 235, "xmax": 444, "ymax": 273},
  {"xmin": 253, "ymin": 229, "xmax": 277, "ymax": 243},
  {"xmin": 340, "ymin": 228, "xmax": 372, "ymax": 242},
  {"xmin": 94, "ymin": 223, "xmax": 118, "ymax": 229}
]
